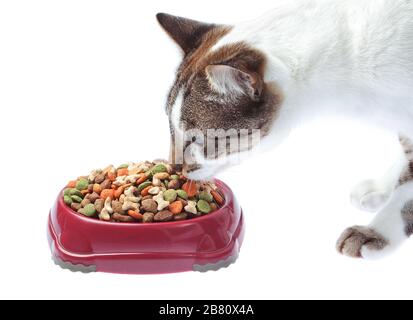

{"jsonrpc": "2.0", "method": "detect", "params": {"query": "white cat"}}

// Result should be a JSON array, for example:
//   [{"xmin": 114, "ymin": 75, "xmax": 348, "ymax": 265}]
[{"xmin": 156, "ymin": 0, "xmax": 413, "ymax": 259}]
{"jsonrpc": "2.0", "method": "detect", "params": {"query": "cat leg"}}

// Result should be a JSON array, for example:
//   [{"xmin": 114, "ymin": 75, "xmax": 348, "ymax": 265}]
[
  {"xmin": 350, "ymin": 161, "xmax": 404, "ymax": 212},
  {"xmin": 337, "ymin": 181, "xmax": 413, "ymax": 259},
  {"xmin": 350, "ymin": 136, "xmax": 408, "ymax": 212},
  {"xmin": 338, "ymin": 136, "xmax": 413, "ymax": 258}
]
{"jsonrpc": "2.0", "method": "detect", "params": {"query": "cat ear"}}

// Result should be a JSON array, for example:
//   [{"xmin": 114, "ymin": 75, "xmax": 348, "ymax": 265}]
[
  {"xmin": 156, "ymin": 13, "xmax": 215, "ymax": 54},
  {"xmin": 205, "ymin": 65, "xmax": 263, "ymax": 101}
]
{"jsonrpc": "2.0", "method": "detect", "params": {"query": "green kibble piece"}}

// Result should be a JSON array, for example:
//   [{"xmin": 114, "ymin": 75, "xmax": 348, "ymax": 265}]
[
  {"xmin": 68, "ymin": 188, "xmax": 83, "ymax": 198},
  {"xmin": 151, "ymin": 164, "xmax": 167, "ymax": 174},
  {"xmin": 81, "ymin": 204, "xmax": 96, "ymax": 217},
  {"xmin": 71, "ymin": 195, "xmax": 83, "ymax": 203},
  {"xmin": 176, "ymin": 189, "xmax": 188, "ymax": 200},
  {"xmin": 137, "ymin": 181, "xmax": 152, "ymax": 192},
  {"xmin": 76, "ymin": 178, "xmax": 89, "ymax": 191},
  {"xmin": 197, "ymin": 200, "xmax": 211, "ymax": 214},
  {"xmin": 170, "ymin": 175, "xmax": 179, "ymax": 180},
  {"xmin": 117, "ymin": 163, "xmax": 129, "ymax": 169},
  {"xmin": 64, "ymin": 188, "xmax": 72, "ymax": 196},
  {"xmin": 199, "ymin": 191, "xmax": 213, "ymax": 202},
  {"xmin": 163, "ymin": 189, "xmax": 177, "ymax": 202},
  {"xmin": 64, "ymin": 195, "xmax": 73, "ymax": 205}
]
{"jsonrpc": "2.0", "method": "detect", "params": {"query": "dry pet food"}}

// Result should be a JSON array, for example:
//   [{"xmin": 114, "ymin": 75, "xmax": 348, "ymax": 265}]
[{"xmin": 62, "ymin": 161, "xmax": 225, "ymax": 223}]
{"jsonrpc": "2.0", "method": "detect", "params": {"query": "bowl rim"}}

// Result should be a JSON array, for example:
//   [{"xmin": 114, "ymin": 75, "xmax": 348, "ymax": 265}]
[{"xmin": 59, "ymin": 179, "xmax": 232, "ymax": 228}]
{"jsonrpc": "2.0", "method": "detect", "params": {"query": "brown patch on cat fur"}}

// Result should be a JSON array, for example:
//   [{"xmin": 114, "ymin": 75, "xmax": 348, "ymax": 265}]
[
  {"xmin": 173, "ymin": 37, "xmax": 283, "ymax": 135},
  {"xmin": 401, "ymin": 200, "xmax": 413, "ymax": 236},
  {"xmin": 336, "ymin": 226, "xmax": 388, "ymax": 258},
  {"xmin": 398, "ymin": 135, "xmax": 413, "ymax": 185}
]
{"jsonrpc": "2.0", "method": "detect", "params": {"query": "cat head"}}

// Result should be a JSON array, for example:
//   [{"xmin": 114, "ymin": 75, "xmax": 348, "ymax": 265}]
[{"xmin": 157, "ymin": 13, "xmax": 283, "ymax": 179}]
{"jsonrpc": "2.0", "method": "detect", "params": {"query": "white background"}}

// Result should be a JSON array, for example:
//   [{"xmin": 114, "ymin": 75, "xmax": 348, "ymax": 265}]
[{"xmin": 1, "ymin": 0, "xmax": 412, "ymax": 300}]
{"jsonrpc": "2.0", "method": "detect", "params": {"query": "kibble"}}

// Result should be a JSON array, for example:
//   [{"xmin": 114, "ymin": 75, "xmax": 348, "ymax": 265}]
[
  {"xmin": 197, "ymin": 200, "xmax": 211, "ymax": 214},
  {"xmin": 76, "ymin": 178, "xmax": 89, "ymax": 191},
  {"xmin": 80, "ymin": 204, "xmax": 97, "ymax": 217},
  {"xmin": 62, "ymin": 161, "xmax": 225, "ymax": 223},
  {"xmin": 154, "ymin": 210, "xmax": 174, "ymax": 222},
  {"xmin": 163, "ymin": 189, "xmax": 177, "ymax": 202},
  {"xmin": 141, "ymin": 199, "xmax": 158, "ymax": 213}
]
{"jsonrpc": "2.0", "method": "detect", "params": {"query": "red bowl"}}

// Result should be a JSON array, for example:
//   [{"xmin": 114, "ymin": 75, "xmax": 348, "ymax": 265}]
[{"xmin": 47, "ymin": 179, "xmax": 245, "ymax": 274}]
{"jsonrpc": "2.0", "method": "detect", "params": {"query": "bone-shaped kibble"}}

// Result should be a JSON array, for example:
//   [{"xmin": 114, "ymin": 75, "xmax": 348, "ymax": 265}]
[
  {"xmin": 99, "ymin": 209, "xmax": 111, "ymax": 221},
  {"xmin": 152, "ymin": 177, "xmax": 161, "ymax": 187},
  {"xmin": 113, "ymin": 175, "xmax": 127, "ymax": 187},
  {"xmin": 153, "ymin": 192, "xmax": 170, "ymax": 211},
  {"xmin": 184, "ymin": 201, "xmax": 197, "ymax": 214},
  {"xmin": 104, "ymin": 197, "xmax": 114, "ymax": 214},
  {"xmin": 148, "ymin": 187, "xmax": 160, "ymax": 195},
  {"xmin": 122, "ymin": 200, "xmax": 139, "ymax": 211},
  {"xmin": 125, "ymin": 174, "xmax": 140, "ymax": 184},
  {"xmin": 124, "ymin": 186, "xmax": 136, "ymax": 198},
  {"xmin": 124, "ymin": 196, "xmax": 140, "ymax": 203}
]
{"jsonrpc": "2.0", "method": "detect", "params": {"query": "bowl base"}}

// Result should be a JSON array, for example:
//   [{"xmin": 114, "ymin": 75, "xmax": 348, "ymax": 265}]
[{"xmin": 51, "ymin": 253, "xmax": 240, "ymax": 274}]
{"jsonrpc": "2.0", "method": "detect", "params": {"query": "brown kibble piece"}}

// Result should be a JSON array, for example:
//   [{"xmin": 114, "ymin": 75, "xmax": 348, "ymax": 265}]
[
  {"xmin": 87, "ymin": 192, "xmax": 100, "ymax": 203},
  {"xmin": 81, "ymin": 198, "xmax": 91, "ymax": 208},
  {"xmin": 141, "ymin": 199, "xmax": 157, "ymax": 213},
  {"xmin": 174, "ymin": 213, "xmax": 188, "ymax": 221},
  {"xmin": 167, "ymin": 179, "xmax": 181, "ymax": 190},
  {"xmin": 112, "ymin": 200, "xmax": 124, "ymax": 214},
  {"xmin": 141, "ymin": 195, "xmax": 152, "ymax": 201},
  {"xmin": 94, "ymin": 173, "xmax": 106, "ymax": 184},
  {"xmin": 100, "ymin": 179, "xmax": 112, "ymax": 190},
  {"xmin": 142, "ymin": 212, "xmax": 155, "ymax": 223},
  {"xmin": 154, "ymin": 210, "xmax": 174, "ymax": 222},
  {"xmin": 94, "ymin": 199, "xmax": 104, "ymax": 213},
  {"xmin": 112, "ymin": 213, "xmax": 135, "ymax": 223},
  {"xmin": 70, "ymin": 202, "xmax": 82, "ymax": 211}
]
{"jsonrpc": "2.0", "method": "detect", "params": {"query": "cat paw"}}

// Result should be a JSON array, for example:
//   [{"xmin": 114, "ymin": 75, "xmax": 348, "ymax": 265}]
[
  {"xmin": 336, "ymin": 226, "xmax": 388, "ymax": 259},
  {"xmin": 350, "ymin": 180, "xmax": 391, "ymax": 212}
]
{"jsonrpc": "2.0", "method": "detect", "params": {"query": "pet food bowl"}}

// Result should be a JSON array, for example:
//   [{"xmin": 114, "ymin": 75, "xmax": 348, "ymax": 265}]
[{"xmin": 47, "ymin": 179, "xmax": 244, "ymax": 274}]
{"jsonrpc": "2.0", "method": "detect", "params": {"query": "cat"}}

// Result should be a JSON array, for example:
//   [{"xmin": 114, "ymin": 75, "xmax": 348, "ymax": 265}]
[{"xmin": 156, "ymin": 0, "xmax": 413, "ymax": 259}]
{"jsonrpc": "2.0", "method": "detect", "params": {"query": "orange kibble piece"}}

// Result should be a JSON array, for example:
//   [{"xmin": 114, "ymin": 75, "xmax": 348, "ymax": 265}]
[
  {"xmin": 136, "ymin": 174, "xmax": 148, "ymax": 185},
  {"xmin": 67, "ymin": 180, "xmax": 77, "ymax": 188},
  {"xmin": 128, "ymin": 210, "xmax": 143, "ymax": 220},
  {"xmin": 182, "ymin": 180, "xmax": 197, "ymax": 198},
  {"xmin": 141, "ymin": 185, "xmax": 153, "ymax": 197},
  {"xmin": 93, "ymin": 184, "xmax": 102, "ymax": 194},
  {"xmin": 100, "ymin": 189, "xmax": 114, "ymax": 200},
  {"xmin": 168, "ymin": 201, "xmax": 183, "ymax": 214},
  {"xmin": 114, "ymin": 186, "xmax": 125, "ymax": 199},
  {"xmin": 117, "ymin": 168, "xmax": 129, "ymax": 177}
]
